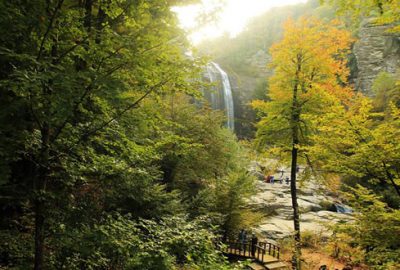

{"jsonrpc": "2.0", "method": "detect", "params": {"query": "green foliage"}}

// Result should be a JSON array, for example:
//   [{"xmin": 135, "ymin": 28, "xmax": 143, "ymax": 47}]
[
  {"xmin": 0, "ymin": 0, "xmax": 253, "ymax": 269},
  {"xmin": 252, "ymin": 79, "xmax": 269, "ymax": 101},
  {"xmin": 144, "ymin": 93, "xmax": 258, "ymax": 238},
  {"xmin": 213, "ymin": 171, "xmax": 257, "ymax": 239},
  {"xmin": 309, "ymin": 96, "xmax": 400, "ymax": 208},
  {"xmin": 372, "ymin": 71, "xmax": 400, "ymax": 113},
  {"xmin": 155, "ymin": 93, "xmax": 243, "ymax": 196},
  {"xmin": 301, "ymin": 230, "xmax": 323, "ymax": 249},
  {"xmin": 326, "ymin": 230, "xmax": 365, "ymax": 266},
  {"xmin": 308, "ymin": 73, "xmax": 400, "ymax": 267},
  {"xmin": 47, "ymin": 214, "xmax": 241, "ymax": 270},
  {"xmin": 330, "ymin": 186, "xmax": 400, "ymax": 269},
  {"xmin": 186, "ymin": 157, "xmax": 257, "ymax": 238},
  {"xmin": 0, "ymin": 229, "xmax": 34, "ymax": 268},
  {"xmin": 323, "ymin": 0, "xmax": 400, "ymax": 32}
]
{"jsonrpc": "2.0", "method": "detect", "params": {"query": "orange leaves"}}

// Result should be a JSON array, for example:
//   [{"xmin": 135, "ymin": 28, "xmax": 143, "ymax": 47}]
[
  {"xmin": 252, "ymin": 17, "xmax": 355, "ymax": 153},
  {"xmin": 268, "ymin": 16, "xmax": 354, "ymax": 105}
]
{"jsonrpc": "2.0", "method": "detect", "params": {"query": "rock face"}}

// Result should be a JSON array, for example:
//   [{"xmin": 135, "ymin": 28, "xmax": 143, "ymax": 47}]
[
  {"xmin": 228, "ymin": 50, "xmax": 274, "ymax": 138},
  {"xmin": 245, "ymin": 49, "xmax": 273, "ymax": 77},
  {"xmin": 354, "ymin": 20, "xmax": 400, "ymax": 95},
  {"xmin": 248, "ymin": 174, "xmax": 353, "ymax": 240}
]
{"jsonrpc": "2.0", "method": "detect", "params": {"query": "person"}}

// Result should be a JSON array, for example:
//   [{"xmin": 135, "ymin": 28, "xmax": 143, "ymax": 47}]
[
  {"xmin": 270, "ymin": 175, "xmax": 275, "ymax": 184},
  {"xmin": 238, "ymin": 229, "xmax": 245, "ymax": 251},
  {"xmin": 251, "ymin": 233, "xmax": 258, "ymax": 257},
  {"xmin": 238, "ymin": 229, "xmax": 247, "ymax": 251},
  {"xmin": 279, "ymin": 170, "xmax": 284, "ymax": 179},
  {"xmin": 264, "ymin": 175, "xmax": 270, "ymax": 183}
]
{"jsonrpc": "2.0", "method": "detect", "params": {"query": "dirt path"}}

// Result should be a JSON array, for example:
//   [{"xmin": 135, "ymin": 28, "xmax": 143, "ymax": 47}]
[{"xmin": 280, "ymin": 248, "xmax": 367, "ymax": 270}]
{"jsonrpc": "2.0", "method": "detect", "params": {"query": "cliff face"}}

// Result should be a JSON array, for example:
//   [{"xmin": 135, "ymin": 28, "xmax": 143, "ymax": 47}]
[
  {"xmin": 227, "ymin": 51, "xmax": 272, "ymax": 138},
  {"xmin": 354, "ymin": 20, "xmax": 400, "ymax": 95}
]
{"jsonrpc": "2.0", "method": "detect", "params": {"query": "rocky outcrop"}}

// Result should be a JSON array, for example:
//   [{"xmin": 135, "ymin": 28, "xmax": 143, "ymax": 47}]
[
  {"xmin": 354, "ymin": 20, "xmax": 400, "ymax": 95},
  {"xmin": 248, "ymin": 173, "xmax": 353, "ymax": 240}
]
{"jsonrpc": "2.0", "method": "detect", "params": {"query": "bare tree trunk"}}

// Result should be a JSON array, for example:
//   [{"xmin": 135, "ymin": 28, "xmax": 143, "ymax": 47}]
[
  {"xmin": 290, "ymin": 56, "xmax": 302, "ymax": 270},
  {"xmin": 290, "ymin": 141, "xmax": 301, "ymax": 270}
]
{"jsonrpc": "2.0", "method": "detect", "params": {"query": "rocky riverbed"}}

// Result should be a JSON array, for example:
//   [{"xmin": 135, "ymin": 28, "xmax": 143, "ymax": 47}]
[{"xmin": 249, "ymin": 178, "xmax": 354, "ymax": 240}]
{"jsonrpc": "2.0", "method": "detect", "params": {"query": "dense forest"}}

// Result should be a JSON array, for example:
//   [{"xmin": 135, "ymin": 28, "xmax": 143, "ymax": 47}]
[{"xmin": 0, "ymin": 0, "xmax": 399, "ymax": 270}]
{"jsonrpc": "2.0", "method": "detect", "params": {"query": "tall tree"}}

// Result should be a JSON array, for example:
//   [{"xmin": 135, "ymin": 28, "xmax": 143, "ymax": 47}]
[
  {"xmin": 0, "ymin": 0, "xmax": 202, "ymax": 268},
  {"xmin": 253, "ymin": 17, "xmax": 352, "ymax": 269}
]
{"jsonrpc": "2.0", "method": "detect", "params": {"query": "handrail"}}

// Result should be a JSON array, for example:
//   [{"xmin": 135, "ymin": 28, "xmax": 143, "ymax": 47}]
[{"xmin": 224, "ymin": 240, "xmax": 280, "ymax": 263}]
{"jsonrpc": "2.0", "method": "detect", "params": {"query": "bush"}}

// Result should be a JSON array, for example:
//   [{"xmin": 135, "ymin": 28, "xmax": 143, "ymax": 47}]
[
  {"xmin": 50, "ymin": 214, "xmax": 244, "ymax": 270},
  {"xmin": 301, "ymin": 230, "xmax": 323, "ymax": 249}
]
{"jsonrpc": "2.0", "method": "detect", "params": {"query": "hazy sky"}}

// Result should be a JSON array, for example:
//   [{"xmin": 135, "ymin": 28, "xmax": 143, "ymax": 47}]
[{"xmin": 174, "ymin": 0, "xmax": 307, "ymax": 44}]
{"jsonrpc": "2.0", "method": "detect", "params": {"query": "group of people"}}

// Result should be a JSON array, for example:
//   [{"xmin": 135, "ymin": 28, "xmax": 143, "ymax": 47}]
[
  {"xmin": 319, "ymin": 265, "xmax": 353, "ymax": 270},
  {"xmin": 264, "ymin": 175, "xmax": 290, "ymax": 185},
  {"xmin": 238, "ymin": 229, "xmax": 258, "ymax": 256},
  {"xmin": 262, "ymin": 166, "xmax": 301, "ymax": 184}
]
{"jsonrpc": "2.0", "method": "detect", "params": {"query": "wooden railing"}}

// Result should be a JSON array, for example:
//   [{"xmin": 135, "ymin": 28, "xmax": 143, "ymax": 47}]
[{"xmin": 224, "ymin": 240, "xmax": 280, "ymax": 263}]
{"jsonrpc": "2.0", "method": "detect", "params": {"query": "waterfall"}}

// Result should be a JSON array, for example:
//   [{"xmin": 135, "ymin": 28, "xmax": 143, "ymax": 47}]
[
  {"xmin": 205, "ymin": 66, "xmax": 218, "ymax": 110},
  {"xmin": 204, "ymin": 62, "xmax": 235, "ymax": 131},
  {"xmin": 334, "ymin": 203, "xmax": 353, "ymax": 214}
]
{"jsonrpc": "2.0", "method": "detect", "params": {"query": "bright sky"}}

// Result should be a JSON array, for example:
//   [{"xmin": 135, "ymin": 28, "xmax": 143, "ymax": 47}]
[{"xmin": 174, "ymin": 0, "xmax": 307, "ymax": 44}]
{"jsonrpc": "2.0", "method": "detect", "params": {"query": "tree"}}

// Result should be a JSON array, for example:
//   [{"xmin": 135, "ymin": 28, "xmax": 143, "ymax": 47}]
[
  {"xmin": 0, "ymin": 0, "xmax": 203, "ymax": 268},
  {"xmin": 328, "ymin": 185, "xmax": 400, "ymax": 269},
  {"xmin": 155, "ymin": 93, "xmax": 242, "ymax": 195},
  {"xmin": 372, "ymin": 71, "xmax": 400, "ymax": 113},
  {"xmin": 304, "ymin": 68, "xmax": 400, "ymax": 268},
  {"xmin": 0, "ymin": 1, "xmax": 255, "ymax": 268},
  {"xmin": 252, "ymin": 17, "xmax": 353, "ymax": 269},
  {"xmin": 309, "ymin": 96, "xmax": 400, "ymax": 203},
  {"xmin": 323, "ymin": 0, "xmax": 400, "ymax": 32},
  {"xmin": 152, "ymin": 93, "xmax": 257, "ymax": 239}
]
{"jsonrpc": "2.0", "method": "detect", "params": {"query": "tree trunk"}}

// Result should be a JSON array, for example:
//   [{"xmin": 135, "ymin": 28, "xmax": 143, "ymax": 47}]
[
  {"xmin": 34, "ymin": 123, "xmax": 50, "ymax": 270},
  {"xmin": 290, "ymin": 57, "xmax": 302, "ymax": 270},
  {"xmin": 34, "ymin": 198, "xmax": 45, "ymax": 270},
  {"xmin": 382, "ymin": 161, "xmax": 400, "ymax": 198},
  {"xmin": 84, "ymin": 0, "xmax": 93, "ymax": 31},
  {"xmin": 290, "ymin": 141, "xmax": 301, "ymax": 270}
]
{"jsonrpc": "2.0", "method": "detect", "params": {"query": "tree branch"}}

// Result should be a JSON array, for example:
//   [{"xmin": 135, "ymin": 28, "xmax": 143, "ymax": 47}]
[
  {"xmin": 81, "ymin": 78, "xmax": 171, "ymax": 140},
  {"xmin": 37, "ymin": 0, "xmax": 65, "ymax": 61},
  {"xmin": 382, "ymin": 161, "xmax": 400, "ymax": 197},
  {"xmin": 50, "ymin": 78, "xmax": 171, "ymax": 161}
]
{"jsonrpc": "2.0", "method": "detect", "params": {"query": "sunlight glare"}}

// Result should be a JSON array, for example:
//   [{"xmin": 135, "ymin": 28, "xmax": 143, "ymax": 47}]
[{"xmin": 174, "ymin": 0, "xmax": 308, "ymax": 44}]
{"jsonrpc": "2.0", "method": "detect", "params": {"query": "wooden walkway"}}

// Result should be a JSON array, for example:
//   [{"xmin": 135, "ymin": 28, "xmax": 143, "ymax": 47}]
[{"xmin": 224, "ymin": 241, "xmax": 288, "ymax": 270}]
